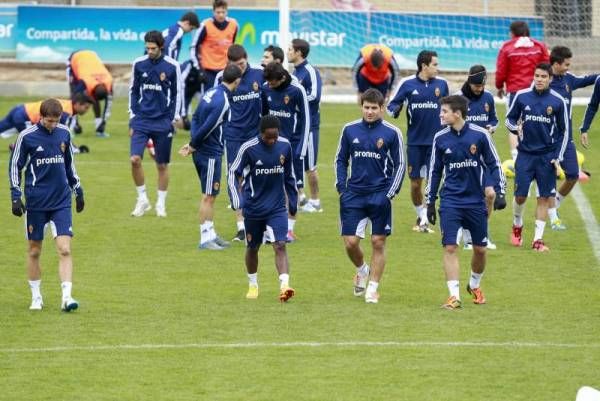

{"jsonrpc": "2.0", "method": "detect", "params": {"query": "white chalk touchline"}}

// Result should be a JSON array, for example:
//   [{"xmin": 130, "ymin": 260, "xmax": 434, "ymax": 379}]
[
  {"xmin": 571, "ymin": 185, "xmax": 600, "ymax": 263},
  {"xmin": 1, "ymin": 340, "xmax": 598, "ymax": 354}
]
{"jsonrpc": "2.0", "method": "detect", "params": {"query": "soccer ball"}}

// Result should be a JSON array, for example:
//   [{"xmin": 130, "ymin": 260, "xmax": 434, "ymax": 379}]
[
  {"xmin": 502, "ymin": 159, "xmax": 515, "ymax": 178},
  {"xmin": 577, "ymin": 150, "xmax": 585, "ymax": 167}
]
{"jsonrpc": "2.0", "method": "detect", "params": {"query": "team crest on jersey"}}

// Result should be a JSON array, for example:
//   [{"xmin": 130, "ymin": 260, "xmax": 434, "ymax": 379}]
[
  {"xmin": 280, "ymin": 154, "xmax": 285, "ymax": 165},
  {"xmin": 484, "ymin": 102, "xmax": 490, "ymax": 112},
  {"xmin": 283, "ymin": 95, "xmax": 290, "ymax": 105},
  {"xmin": 160, "ymin": 72, "xmax": 166, "ymax": 81},
  {"xmin": 28, "ymin": 225, "xmax": 33, "ymax": 234},
  {"xmin": 253, "ymin": 81, "xmax": 259, "ymax": 91},
  {"xmin": 470, "ymin": 144, "xmax": 477, "ymax": 155},
  {"xmin": 546, "ymin": 105, "xmax": 553, "ymax": 115},
  {"xmin": 213, "ymin": 182, "xmax": 220, "ymax": 191},
  {"xmin": 376, "ymin": 138, "xmax": 384, "ymax": 149},
  {"xmin": 434, "ymin": 87, "xmax": 441, "ymax": 97},
  {"xmin": 60, "ymin": 142, "xmax": 66, "ymax": 153}
]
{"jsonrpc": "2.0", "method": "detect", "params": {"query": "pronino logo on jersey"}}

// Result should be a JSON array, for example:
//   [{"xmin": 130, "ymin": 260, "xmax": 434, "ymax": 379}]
[
  {"xmin": 35, "ymin": 145, "xmax": 44, "ymax": 152},
  {"xmin": 142, "ymin": 83, "xmax": 162, "ymax": 91},
  {"xmin": 232, "ymin": 91, "xmax": 260, "ymax": 102},
  {"xmin": 269, "ymin": 110, "xmax": 292, "ymax": 118},
  {"xmin": 36, "ymin": 154, "xmax": 64, "ymax": 167},
  {"xmin": 524, "ymin": 114, "xmax": 552, "ymax": 124},
  {"xmin": 448, "ymin": 158, "xmax": 478, "ymax": 170},
  {"xmin": 411, "ymin": 101, "xmax": 438, "ymax": 110},
  {"xmin": 466, "ymin": 114, "xmax": 488, "ymax": 122},
  {"xmin": 255, "ymin": 165, "xmax": 284, "ymax": 175},
  {"xmin": 354, "ymin": 150, "xmax": 381, "ymax": 159}
]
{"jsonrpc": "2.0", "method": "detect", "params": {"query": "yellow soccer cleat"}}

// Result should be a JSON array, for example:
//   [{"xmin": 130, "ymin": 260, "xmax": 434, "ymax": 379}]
[
  {"xmin": 441, "ymin": 296, "xmax": 462, "ymax": 310},
  {"xmin": 246, "ymin": 285, "xmax": 259, "ymax": 299}
]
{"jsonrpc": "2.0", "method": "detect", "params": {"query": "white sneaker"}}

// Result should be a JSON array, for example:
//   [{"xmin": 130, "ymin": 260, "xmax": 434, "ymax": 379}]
[
  {"xmin": 487, "ymin": 239, "xmax": 497, "ymax": 250},
  {"xmin": 353, "ymin": 267, "xmax": 370, "ymax": 297},
  {"xmin": 300, "ymin": 202, "xmax": 317, "ymax": 213},
  {"xmin": 131, "ymin": 198, "xmax": 151, "ymax": 217},
  {"xmin": 29, "ymin": 296, "xmax": 43, "ymax": 310},
  {"xmin": 61, "ymin": 297, "xmax": 79, "ymax": 312},
  {"xmin": 198, "ymin": 239, "xmax": 225, "ymax": 250},
  {"xmin": 155, "ymin": 203, "xmax": 167, "ymax": 217},
  {"xmin": 365, "ymin": 291, "xmax": 380, "ymax": 304}
]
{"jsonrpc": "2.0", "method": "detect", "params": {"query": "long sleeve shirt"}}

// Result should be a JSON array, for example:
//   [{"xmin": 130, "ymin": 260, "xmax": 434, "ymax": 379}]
[
  {"xmin": 190, "ymin": 84, "xmax": 231, "ymax": 156},
  {"xmin": 550, "ymin": 72, "xmax": 598, "ymax": 139},
  {"xmin": 581, "ymin": 76, "xmax": 600, "ymax": 133},
  {"xmin": 292, "ymin": 60, "xmax": 322, "ymax": 129}
]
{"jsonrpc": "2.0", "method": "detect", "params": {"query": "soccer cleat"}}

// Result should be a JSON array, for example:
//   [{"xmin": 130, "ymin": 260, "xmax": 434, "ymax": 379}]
[
  {"xmin": 463, "ymin": 242, "xmax": 473, "ymax": 251},
  {"xmin": 412, "ymin": 217, "xmax": 422, "ymax": 232},
  {"xmin": 300, "ymin": 202, "xmax": 317, "ymax": 213},
  {"xmin": 232, "ymin": 229, "xmax": 245, "ymax": 242},
  {"xmin": 286, "ymin": 230, "xmax": 297, "ymax": 242},
  {"xmin": 511, "ymin": 225, "xmax": 523, "ymax": 247},
  {"xmin": 353, "ymin": 269, "xmax": 370, "ymax": 297},
  {"xmin": 246, "ymin": 285, "xmax": 259, "ymax": 299},
  {"xmin": 466, "ymin": 285, "xmax": 486, "ymax": 304},
  {"xmin": 155, "ymin": 203, "xmax": 167, "ymax": 217},
  {"xmin": 95, "ymin": 131, "xmax": 110, "ymax": 138},
  {"xmin": 131, "ymin": 198, "xmax": 151, "ymax": 217},
  {"xmin": 279, "ymin": 286, "xmax": 295, "ymax": 302},
  {"xmin": 532, "ymin": 239, "xmax": 550, "ymax": 252},
  {"xmin": 418, "ymin": 223, "xmax": 434, "ymax": 234},
  {"xmin": 29, "ymin": 297, "xmax": 43, "ymax": 311},
  {"xmin": 551, "ymin": 219, "xmax": 567, "ymax": 231},
  {"xmin": 198, "ymin": 239, "xmax": 225, "ymax": 250},
  {"xmin": 365, "ymin": 290, "xmax": 380, "ymax": 304},
  {"xmin": 486, "ymin": 239, "xmax": 497, "ymax": 250},
  {"xmin": 61, "ymin": 297, "xmax": 79, "ymax": 312},
  {"xmin": 441, "ymin": 296, "xmax": 462, "ymax": 310},
  {"xmin": 298, "ymin": 197, "xmax": 308, "ymax": 207},
  {"xmin": 214, "ymin": 236, "xmax": 231, "ymax": 248}
]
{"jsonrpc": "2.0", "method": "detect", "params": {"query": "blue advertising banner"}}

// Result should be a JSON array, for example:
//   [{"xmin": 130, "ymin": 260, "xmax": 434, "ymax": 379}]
[
  {"xmin": 0, "ymin": 5, "xmax": 17, "ymax": 58},
  {"xmin": 15, "ymin": 5, "xmax": 543, "ymax": 72}
]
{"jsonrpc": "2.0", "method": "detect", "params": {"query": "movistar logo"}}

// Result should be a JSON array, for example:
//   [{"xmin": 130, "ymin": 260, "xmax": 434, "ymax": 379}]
[{"xmin": 236, "ymin": 22, "xmax": 256, "ymax": 46}]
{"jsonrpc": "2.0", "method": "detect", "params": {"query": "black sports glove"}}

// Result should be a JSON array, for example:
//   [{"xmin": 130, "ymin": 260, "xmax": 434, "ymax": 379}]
[
  {"xmin": 427, "ymin": 203, "xmax": 436, "ymax": 225},
  {"xmin": 76, "ymin": 194, "xmax": 85, "ymax": 213},
  {"xmin": 494, "ymin": 193, "xmax": 507, "ymax": 210},
  {"xmin": 12, "ymin": 198, "xmax": 25, "ymax": 217}
]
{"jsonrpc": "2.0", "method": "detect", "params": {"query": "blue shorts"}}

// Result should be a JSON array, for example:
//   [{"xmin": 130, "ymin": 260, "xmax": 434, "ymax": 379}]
[
  {"xmin": 0, "ymin": 104, "xmax": 28, "ymax": 135},
  {"xmin": 356, "ymin": 74, "xmax": 392, "ymax": 97},
  {"xmin": 407, "ymin": 145, "xmax": 432, "ymax": 179},
  {"xmin": 130, "ymin": 126, "xmax": 173, "ymax": 164},
  {"xmin": 244, "ymin": 211, "xmax": 288, "ymax": 248},
  {"xmin": 304, "ymin": 127, "xmax": 319, "ymax": 171},
  {"xmin": 560, "ymin": 140, "xmax": 579, "ymax": 180},
  {"xmin": 26, "ymin": 208, "xmax": 72, "ymax": 241},
  {"xmin": 339, "ymin": 190, "xmax": 392, "ymax": 237},
  {"xmin": 514, "ymin": 152, "xmax": 556, "ymax": 198},
  {"xmin": 193, "ymin": 152, "xmax": 222, "ymax": 196},
  {"xmin": 439, "ymin": 206, "xmax": 487, "ymax": 247},
  {"xmin": 225, "ymin": 140, "xmax": 243, "ymax": 169}
]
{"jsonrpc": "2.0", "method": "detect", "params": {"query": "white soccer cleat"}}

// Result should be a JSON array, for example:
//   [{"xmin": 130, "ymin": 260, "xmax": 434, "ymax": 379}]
[
  {"xmin": 486, "ymin": 239, "xmax": 497, "ymax": 250},
  {"xmin": 131, "ymin": 198, "xmax": 151, "ymax": 217},
  {"xmin": 353, "ymin": 267, "xmax": 370, "ymax": 297},
  {"xmin": 61, "ymin": 297, "xmax": 79, "ymax": 312},
  {"xmin": 155, "ymin": 203, "xmax": 167, "ymax": 217},
  {"xmin": 365, "ymin": 290, "xmax": 380, "ymax": 304},
  {"xmin": 300, "ymin": 202, "xmax": 317, "ymax": 213},
  {"xmin": 29, "ymin": 296, "xmax": 43, "ymax": 311},
  {"xmin": 198, "ymin": 239, "xmax": 225, "ymax": 250}
]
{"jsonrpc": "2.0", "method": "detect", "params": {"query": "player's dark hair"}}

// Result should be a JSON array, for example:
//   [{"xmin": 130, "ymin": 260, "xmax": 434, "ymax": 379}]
[
  {"xmin": 260, "ymin": 115, "xmax": 281, "ymax": 133},
  {"xmin": 416, "ymin": 50, "xmax": 437, "ymax": 72},
  {"xmin": 467, "ymin": 65, "xmax": 487, "ymax": 85},
  {"xmin": 181, "ymin": 11, "xmax": 200, "ymax": 28},
  {"xmin": 72, "ymin": 92, "xmax": 94, "ymax": 105},
  {"xmin": 227, "ymin": 44, "xmax": 248, "ymax": 61},
  {"xmin": 440, "ymin": 95, "xmax": 468, "ymax": 119},
  {"xmin": 291, "ymin": 38, "xmax": 310, "ymax": 58},
  {"xmin": 510, "ymin": 21, "xmax": 530, "ymax": 37},
  {"xmin": 213, "ymin": 0, "xmax": 228, "ymax": 9},
  {"xmin": 264, "ymin": 45, "xmax": 284, "ymax": 63},
  {"xmin": 263, "ymin": 62, "xmax": 286, "ymax": 81},
  {"xmin": 222, "ymin": 64, "xmax": 242, "ymax": 83},
  {"xmin": 370, "ymin": 49, "xmax": 385, "ymax": 69},
  {"xmin": 550, "ymin": 46, "xmax": 572, "ymax": 65},
  {"xmin": 40, "ymin": 98, "xmax": 63, "ymax": 118},
  {"xmin": 144, "ymin": 30, "xmax": 164, "ymax": 48},
  {"xmin": 360, "ymin": 88, "xmax": 385, "ymax": 106},
  {"xmin": 536, "ymin": 62, "xmax": 553, "ymax": 77},
  {"xmin": 93, "ymin": 83, "xmax": 108, "ymax": 101}
]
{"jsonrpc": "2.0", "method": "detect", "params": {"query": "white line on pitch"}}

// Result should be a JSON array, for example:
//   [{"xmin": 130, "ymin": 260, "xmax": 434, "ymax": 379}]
[
  {"xmin": 571, "ymin": 185, "xmax": 600, "ymax": 263},
  {"xmin": 1, "ymin": 341, "xmax": 598, "ymax": 354}
]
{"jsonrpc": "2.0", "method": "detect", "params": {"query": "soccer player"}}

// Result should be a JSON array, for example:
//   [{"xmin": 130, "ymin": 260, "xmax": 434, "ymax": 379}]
[
  {"xmin": 261, "ymin": 45, "xmax": 285, "ymax": 67},
  {"xmin": 162, "ymin": 11, "xmax": 200, "ymax": 61},
  {"xmin": 214, "ymin": 44, "xmax": 264, "ymax": 241},
  {"xmin": 178, "ymin": 64, "xmax": 242, "ymax": 250},
  {"xmin": 425, "ymin": 95, "xmax": 504, "ymax": 310},
  {"xmin": 335, "ymin": 88, "xmax": 405, "ymax": 304},
  {"xmin": 67, "ymin": 49, "xmax": 114, "ymax": 137},
  {"xmin": 545, "ymin": 46, "xmax": 597, "ymax": 230},
  {"xmin": 129, "ymin": 31, "xmax": 181, "ymax": 218},
  {"xmin": 9, "ymin": 98, "xmax": 85, "ymax": 312},
  {"xmin": 288, "ymin": 38, "xmax": 323, "ymax": 213},
  {"xmin": 228, "ymin": 115, "xmax": 298, "ymax": 302},
  {"xmin": 581, "ymin": 76, "xmax": 600, "ymax": 148},
  {"xmin": 387, "ymin": 50, "xmax": 449, "ymax": 233},
  {"xmin": 495, "ymin": 20, "xmax": 550, "ymax": 160},
  {"xmin": 506, "ymin": 63, "xmax": 569, "ymax": 252},
  {"xmin": 457, "ymin": 65, "xmax": 505, "ymax": 250},
  {"xmin": 352, "ymin": 43, "xmax": 399, "ymax": 101},
  {"xmin": 261, "ymin": 62, "xmax": 309, "ymax": 241}
]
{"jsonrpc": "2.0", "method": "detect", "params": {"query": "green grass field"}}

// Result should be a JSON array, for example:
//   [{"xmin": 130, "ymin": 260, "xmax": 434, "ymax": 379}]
[{"xmin": 1, "ymin": 97, "xmax": 599, "ymax": 401}]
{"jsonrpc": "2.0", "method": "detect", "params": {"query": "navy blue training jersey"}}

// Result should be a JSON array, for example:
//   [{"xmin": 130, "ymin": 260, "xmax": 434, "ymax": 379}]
[
  {"xmin": 228, "ymin": 136, "xmax": 298, "ymax": 219},
  {"xmin": 9, "ymin": 123, "xmax": 82, "ymax": 211},
  {"xmin": 162, "ymin": 24, "xmax": 185, "ymax": 60},
  {"xmin": 335, "ymin": 118, "xmax": 405, "ymax": 198},
  {"xmin": 425, "ymin": 123, "xmax": 504, "ymax": 208},
  {"xmin": 190, "ymin": 83, "xmax": 231, "ymax": 156},
  {"xmin": 506, "ymin": 87, "xmax": 569, "ymax": 160},
  {"xmin": 550, "ymin": 72, "xmax": 597, "ymax": 139},
  {"xmin": 292, "ymin": 60, "xmax": 322, "ymax": 129},
  {"xmin": 386, "ymin": 74, "xmax": 449, "ymax": 146},
  {"xmin": 457, "ymin": 89, "xmax": 498, "ymax": 131},
  {"xmin": 581, "ymin": 76, "xmax": 600, "ymax": 133}
]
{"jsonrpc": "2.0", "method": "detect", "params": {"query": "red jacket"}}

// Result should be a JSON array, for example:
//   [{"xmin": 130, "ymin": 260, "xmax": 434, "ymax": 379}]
[{"xmin": 495, "ymin": 36, "xmax": 549, "ymax": 93}]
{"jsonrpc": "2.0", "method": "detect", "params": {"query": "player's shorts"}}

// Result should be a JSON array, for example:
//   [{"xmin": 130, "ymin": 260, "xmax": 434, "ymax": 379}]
[
  {"xmin": 25, "ymin": 208, "xmax": 72, "ymax": 241},
  {"xmin": 201, "ymin": 69, "xmax": 220, "ymax": 94},
  {"xmin": 193, "ymin": 152, "xmax": 222, "ymax": 196},
  {"xmin": 291, "ymin": 141, "xmax": 305, "ymax": 189},
  {"xmin": 339, "ymin": 190, "xmax": 392, "ymax": 238},
  {"xmin": 304, "ymin": 127, "xmax": 319, "ymax": 172},
  {"xmin": 130, "ymin": 122, "xmax": 174, "ymax": 164},
  {"xmin": 439, "ymin": 206, "xmax": 488, "ymax": 247},
  {"xmin": 559, "ymin": 140, "xmax": 579, "ymax": 180},
  {"xmin": 356, "ymin": 74, "xmax": 391, "ymax": 97},
  {"xmin": 225, "ymin": 140, "xmax": 243, "ymax": 169},
  {"xmin": 407, "ymin": 145, "xmax": 432, "ymax": 179},
  {"xmin": 0, "ymin": 104, "xmax": 28, "ymax": 136},
  {"xmin": 244, "ymin": 211, "xmax": 288, "ymax": 248},
  {"xmin": 514, "ymin": 152, "xmax": 556, "ymax": 198}
]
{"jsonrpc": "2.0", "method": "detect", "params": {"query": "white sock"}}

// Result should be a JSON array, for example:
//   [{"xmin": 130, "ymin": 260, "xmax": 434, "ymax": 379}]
[
  {"xmin": 447, "ymin": 280, "xmax": 460, "ymax": 299},
  {"xmin": 356, "ymin": 263, "xmax": 369, "ymax": 276},
  {"xmin": 367, "ymin": 280, "xmax": 379, "ymax": 293},
  {"xmin": 94, "ymin": 117, "xmax": 102, "ymax": 130},
  {"xmin": 309, "ymin": 198, "xmax": 321, "ymax": 207},
  {"xmin": 415, "ymin": 205, "xmax": 424, "ymax": 220},
  {"xmin": 29, "ymin": 280, "xmax": 41, "ymax": 299},
  {"xmin": 419, "ymin": 207, "xmax": 429, "ymax": 225},
  {"xmin": 208, "ymin": 222, "xmax": 217, "ymax": 241},
  {"xmin": 288, "ymin": 218, "xmax": 296, "ymax": 231},
  {"xmin": 136, "ymin": 185, "xmax": 148, "ymax": 201},
  {"xmin": 248, "ymin": 273, "xmax": 258, "ymax": 286},
  {"xmin": 511, "ymin": 148, "xmax": 518, "ymax": 161},
  {"xmin": 279, "ymin": 273, "xmax": 289, "ymax": 288},
  {"xmin": 469, "ymin": 271, "xmax": 483, "ymax": 290},
  {"xmin": 156, "ymin": 190, "xmax": 167, "ymax": 207},
  {"xmin": 513, "ymin": 199, "xmax": 525, "ymax": 227},
  {"xmin": 61, "ymin": 281, "xmax": 72, "ymax": 300},
  {"xmin": 236, "ymin": 220, "xmax": 245, "ymax": 231},
  {"xmin": 556, "ymin": 193, "xmax": 565, "ymax": 209},
  {"xmin": 548, "ymin": 207, "xmax": 559, "ymax": 222},
  {"xmin": 200, "ymin": 222, "xmax": 212, "ymax": 244},
  {"xmin": 534, "ymin": 219, "xmax": 546, "ymax": 241}
]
